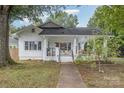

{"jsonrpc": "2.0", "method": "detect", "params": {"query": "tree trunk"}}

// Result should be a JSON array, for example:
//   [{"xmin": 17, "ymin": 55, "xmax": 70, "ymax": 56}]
[
  {"xmin": 0, "ymin": 15, "xmax": 6, "ymax": 65},
  {"xmin": 6, "ymin": 13, "xmax": 15, "ymax": 65},
  {"xmin": 95, "ymin": 53, "xmax": 101, "ymax": 72},
  {"xmin": 98, "ymin": 56, "xmax": 101, "ymax": 72},
  {"xmin": 0, "ymin": 6, "xmax": 13, "ymax": 66}
]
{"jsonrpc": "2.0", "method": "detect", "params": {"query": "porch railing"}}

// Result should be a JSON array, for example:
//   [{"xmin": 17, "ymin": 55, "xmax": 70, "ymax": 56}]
[
  {"xmin": 47, "ymin": 48, "xmax": 55, "ymax": 56},
  {"xmin": 60, "ymin": 50, "xmax": 72, "ymax": 56}
]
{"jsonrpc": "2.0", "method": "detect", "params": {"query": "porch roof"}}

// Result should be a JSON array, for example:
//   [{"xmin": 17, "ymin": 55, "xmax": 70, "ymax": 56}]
[
  {"xmin": 39, "ymin": 21, "xmax": 100, "ymax": 35},
  {"xmin": 39, "ymin": 27, "xmax": 100, "ymax": 35},
  {"xmin": 38, "ymin": 21, "xmax": 64, "ymax": 29}
]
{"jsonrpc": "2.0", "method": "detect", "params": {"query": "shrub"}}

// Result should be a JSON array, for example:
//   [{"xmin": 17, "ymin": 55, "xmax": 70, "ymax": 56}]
[{"xmin": 75, "ymin": 55, "xmax": 95, "ymax": 64}]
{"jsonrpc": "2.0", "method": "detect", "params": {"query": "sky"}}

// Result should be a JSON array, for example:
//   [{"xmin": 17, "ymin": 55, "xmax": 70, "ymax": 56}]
[{"xmin": 12, "ymin": 5, "xmax": 98, "ymax": 28}]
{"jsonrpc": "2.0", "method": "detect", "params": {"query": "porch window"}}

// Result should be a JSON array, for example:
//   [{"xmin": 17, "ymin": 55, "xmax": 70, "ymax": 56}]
[
  {"xmin": 60, "ymin": 43, "xmax": 67, "ymax": 50},
  {"xmin": 55, "ymin": 42, "xmax": 71, "ymax": 55},
  {"xmin": 24, "ymin": 41, "xmax": 42, "ymax": 50},
  {"xmin": 68, "ymin": 42, "xmax": 71, "ymax": 51},
  {"xmin": 60, "ymin": 42, "xmax": 71, "ymax": 51},
  {"xmin": 55, "ymin": 42, "xmax": 59, "ymax": 47}
]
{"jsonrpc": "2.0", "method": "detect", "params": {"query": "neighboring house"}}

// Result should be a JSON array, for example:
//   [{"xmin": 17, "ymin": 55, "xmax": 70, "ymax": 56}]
[
  {"xmin": 9, "ymin": 35, "xmax": 18, "ymax": 48},
  {"xmin": 9, "ymin": 35, "xmax": 19, "ymax": 61},
  {"xmin": 16, "ymin": 21, "xmax": 100, "ymax": 62}
]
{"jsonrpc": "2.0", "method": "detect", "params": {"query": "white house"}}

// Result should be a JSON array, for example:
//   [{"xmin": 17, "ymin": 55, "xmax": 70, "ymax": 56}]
[{"xmin": 16, "ymin": 21, "xmax": 100, "ymax": 62}]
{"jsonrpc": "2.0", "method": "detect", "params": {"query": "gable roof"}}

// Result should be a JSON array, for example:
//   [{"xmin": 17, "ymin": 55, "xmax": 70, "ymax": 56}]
[
  {"xmin": 38, "ymin": 21, "xmax": 64, "ymax": 29},
  {"xmin": 16, "ymin": 25, "xmax": 42, "ymax": 35},
  {"xmin": 38, "ymin": 21, "xmax": 100, "ymax": 35},
  {"xmin": 39, "ymin": 27, "xmax": 100, "ymax": 35}
]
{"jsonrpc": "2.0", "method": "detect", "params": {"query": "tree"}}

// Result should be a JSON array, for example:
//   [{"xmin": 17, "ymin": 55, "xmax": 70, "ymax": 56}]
[
  {"xmin": 87, "ymin": 5, "xmax": 124, "ymax": 35},
  {"xmin": 46, "ymin": 11, "xmax": 79, "ymax": 28},
  {"xmin": 94, "ymin": 38, "xmax": 104, "ymax": 72},
  {"xmin": 9, "ymin": 25, "xmax": 28, "ymax": 35},
  {"xmin": 0, "ymin": 6, "xmax": 11, "ymax": 65},
  {"xmin": 9, "ymin": 25, "xmax": 17, "ymax": 34},
  {"xmin": 107, "ymin": 36, "xmax": 123, "ymax": 57},
  {"xmin": 85, "ymin": 40, "xmax": 93, "ymax": 56},
  {"xmin": 32, "ymin": 18, "xmax": 43, "ymax": 26},
  {"xmin": 0, "ymin": 5, "xmax": 66, "ymax": 65},
  {"xmin": 87, "ymin": 5, "xmax": 124, "ymax": 57},
  {"xmin": 87, "ymin": 37, "xmax": 105, "ymax": 72}
]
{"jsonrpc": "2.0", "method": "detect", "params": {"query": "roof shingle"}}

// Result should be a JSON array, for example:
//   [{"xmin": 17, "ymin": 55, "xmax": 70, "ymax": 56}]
[{"xmin": 39, "ymin": 27, "xmax": 100, "ymax": 35}]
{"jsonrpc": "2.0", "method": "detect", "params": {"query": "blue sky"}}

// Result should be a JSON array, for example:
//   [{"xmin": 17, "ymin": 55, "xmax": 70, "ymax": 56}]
[
  {"xmin": 12, "ymin": 5, "xmax": 98, "ymax": 28},
  {"xmin": 65, "ymin": 5, "xmax": 98, "ymax": 27}
]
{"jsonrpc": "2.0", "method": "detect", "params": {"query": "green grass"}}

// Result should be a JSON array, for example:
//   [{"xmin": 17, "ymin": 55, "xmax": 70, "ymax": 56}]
[
  {"xmin": 109, "ymin": 58, "xmax": 124, "ymax": 64},
  {"xmin": 0, "ymin": 61, "xmax": 60, "ymax": 88}
]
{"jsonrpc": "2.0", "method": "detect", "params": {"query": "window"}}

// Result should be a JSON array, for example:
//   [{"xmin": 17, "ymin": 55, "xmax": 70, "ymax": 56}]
[
  {"xmin": 60, "ymin": 43, "xmax": 67, "ymax": 50},
  {"xmin": 60, "ymin": 42, "xmax": 71, "ymax": 55},
  {"xmin": 34, "ymin": 43, "xmax": 37, "ymax": 50},
  {"xmin": 25, "ymin": 41, "xmax": 28, "ymax": 50},
  {"xmin": 55, "ymin": 42, "xmax": 59, "ymax": 47},
  {"xmin": 29, "ymin": 41, "xmax": 32, "ymax": 50},
  {"xmin": 24, "ymin": 41, "xmax": 42, "ymax": 50},
  {"xmin": 54, "ymin": 42, "xmax": 71, "ymax": 55},
  {"xmin": 68, "ymin": 43, "xmax": 71, "ymax": 51},
  {"xmin": 55, "ymin": 42, "xmax": 71, "ymax": 51},
  {"xmin": 38, "ymin": 41, "xmax": 41, "ymax": 50}
]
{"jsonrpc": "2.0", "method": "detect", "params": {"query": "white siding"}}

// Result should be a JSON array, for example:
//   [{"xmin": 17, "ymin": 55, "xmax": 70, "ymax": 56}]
[
  {"xmin": 18, "ymin": 32, "xmax": 93, "ymax": 62},
  {"xmin": 18, "ymin": 31, "xmax": 44, "ymax": 60}
]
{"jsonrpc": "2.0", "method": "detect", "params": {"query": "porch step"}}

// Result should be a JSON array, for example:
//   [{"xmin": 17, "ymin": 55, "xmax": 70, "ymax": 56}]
[{"xmin": 60, "ymin": 62, "xmax": 73, "ymax": 64}]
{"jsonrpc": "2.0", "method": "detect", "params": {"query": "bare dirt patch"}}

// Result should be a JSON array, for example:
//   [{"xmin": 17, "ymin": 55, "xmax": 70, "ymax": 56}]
[{"xmin": 77, "ymin": 64, "xmax": 124, "ymax": 88}]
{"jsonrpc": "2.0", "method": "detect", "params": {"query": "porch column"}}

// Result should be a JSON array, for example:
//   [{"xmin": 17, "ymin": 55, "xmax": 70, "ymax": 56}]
[
  {"xmin": 43, "ymin": 37, "xmax": 48, "ymax": 61},
  {"xmin": 55, "ymin": 47, "xmax": 59, "ymax": 62},
  {"xmin": 73, "ymin": 37, "xmax": 77, "ymax": 60}
]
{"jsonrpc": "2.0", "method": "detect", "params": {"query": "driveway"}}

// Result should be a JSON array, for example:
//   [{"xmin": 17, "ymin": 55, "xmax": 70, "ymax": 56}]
[{"xmin": 57, "ymin": 62, "xmax": 86, "ymax": 88}]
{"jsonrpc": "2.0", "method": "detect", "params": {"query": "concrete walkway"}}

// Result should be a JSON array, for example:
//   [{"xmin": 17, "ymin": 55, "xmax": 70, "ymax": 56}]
[{"xmin": 57, "ymin": 62, "xmax": 86, "ymax": 88}]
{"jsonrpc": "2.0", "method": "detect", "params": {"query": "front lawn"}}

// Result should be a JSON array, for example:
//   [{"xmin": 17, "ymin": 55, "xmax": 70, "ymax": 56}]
[
  {"xmin": 77, "ymin": 64, "xmax": 124, "ymax": 88},
  {"xmin": 0, "ymin": 61, "xmax": 60, "ymax": 88}
]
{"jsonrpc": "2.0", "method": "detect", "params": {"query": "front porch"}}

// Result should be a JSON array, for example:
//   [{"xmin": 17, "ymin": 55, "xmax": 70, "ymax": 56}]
[{"xmin": 42, "ymin": 35, "xmax": 83, "ymax": 62}]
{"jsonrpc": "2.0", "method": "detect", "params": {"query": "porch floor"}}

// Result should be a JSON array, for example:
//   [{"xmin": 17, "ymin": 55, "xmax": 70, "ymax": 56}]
[{"xmin": 57, "ymin": 62, "xmax": 86, "ymax": 88}]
